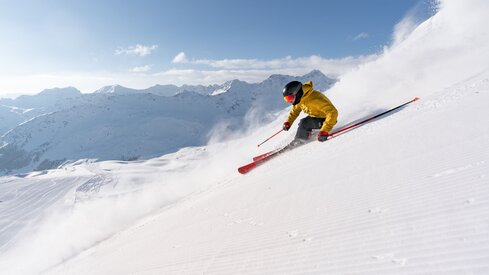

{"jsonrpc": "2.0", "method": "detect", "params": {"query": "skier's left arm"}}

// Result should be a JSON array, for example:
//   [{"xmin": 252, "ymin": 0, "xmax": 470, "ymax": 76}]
[{"xmin": 319, "ymin": 103, "xmax": 338, "ymax": 133}]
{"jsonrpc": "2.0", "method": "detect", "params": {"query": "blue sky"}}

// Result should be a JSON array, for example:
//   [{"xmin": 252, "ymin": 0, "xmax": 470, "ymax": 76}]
[{"xmin": 0, "ymin": 0, "xmax": 434, "ymax": 95}]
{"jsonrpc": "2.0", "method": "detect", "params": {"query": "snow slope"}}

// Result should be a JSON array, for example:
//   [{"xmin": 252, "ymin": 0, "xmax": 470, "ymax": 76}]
[
  {"xmin": 39, "ymin": 70, "xmax": 489, "ymax": 275},
  {"xmin": 1, "ymin": 0, "xmax": 489, "ymax": 274}
]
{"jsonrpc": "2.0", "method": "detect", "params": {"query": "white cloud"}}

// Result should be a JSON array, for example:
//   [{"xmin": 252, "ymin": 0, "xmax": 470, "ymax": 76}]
[
  {"xmin": 172, "ymin": 52, "xmax": 188, "ymax": 63},
  {"xmin": 353, "ymin": 32, "xmax": 369, "ymax": 41},
  {"xmin": 130, "ymin": 65, "xmax": 152, "ymax": 73},
  {"xmin": 115, "ymin": 44, "xmax": 158, "ymax": 57},
  {"xmin": 191, "ymin": 55, "xmax": 298, "ymax": 69}
]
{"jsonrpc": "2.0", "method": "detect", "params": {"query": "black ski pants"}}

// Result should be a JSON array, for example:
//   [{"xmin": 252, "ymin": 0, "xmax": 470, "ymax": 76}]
[{"xmin": 295, "ymin": 116, "xmax": 325, "ymax": 140}]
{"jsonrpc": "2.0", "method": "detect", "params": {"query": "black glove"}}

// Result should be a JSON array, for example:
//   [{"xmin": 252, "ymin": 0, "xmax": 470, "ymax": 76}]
[{"xmin": 283, "ymin": 122, "xmax": 291, "ymax": 131}]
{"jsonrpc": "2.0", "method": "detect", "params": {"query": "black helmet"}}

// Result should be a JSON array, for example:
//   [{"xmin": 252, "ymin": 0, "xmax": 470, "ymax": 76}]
[
  {"xmin": 283, "ymin": 81, "xmax": 303, "ymax": 104},
  {"xmin": 283, "ymin": 81, "xmax": 302, "ymax": 97}
]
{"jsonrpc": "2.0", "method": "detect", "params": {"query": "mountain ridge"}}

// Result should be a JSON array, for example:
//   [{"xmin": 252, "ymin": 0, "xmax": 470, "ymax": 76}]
[{"xmin": 0, "ymin": 70, "xmax": 336, "ymax": 175}]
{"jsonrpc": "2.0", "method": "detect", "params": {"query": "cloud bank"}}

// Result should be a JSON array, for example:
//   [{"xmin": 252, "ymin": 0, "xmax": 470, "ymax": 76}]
[
  {"xmin": 160, "ymin": 53, "xmax": 377, "ymax": 86},
  {"xmin": 171, "ymin": 53, "xmax": 375, "ymax": 73},
  {"xmin": 0, "ymin": 53, "xmax": 375, "ymax": 96}
]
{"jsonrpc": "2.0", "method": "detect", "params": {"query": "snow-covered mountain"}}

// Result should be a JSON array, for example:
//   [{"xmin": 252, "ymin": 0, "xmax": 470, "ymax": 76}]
[
  {"xmin": 94, "ymin": 84, "xmax": 219, "ymax": 97},
  {"xmin": 3, "ymin": 87, "xmax": 82, "ymax": 108},
  {"xmin": 0, "ymin": 105, "xmax": 30, "ymax": 136},
  {"xmin": 93, "ymin": 70, "xmax": 332, "ymax": 97},
  {"xmin": 0, "ymin": 70, "xmax": 335, "ymax": 175},
  {"xmin": 93, "ymin": 84, "xmax": 218, "ymax": 97},
  {"xmin": 0, "ymin": 87, "xmax": 83, "ymax": 135}
]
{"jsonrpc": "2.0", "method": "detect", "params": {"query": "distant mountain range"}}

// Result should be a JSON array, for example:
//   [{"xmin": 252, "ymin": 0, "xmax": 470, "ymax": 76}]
[{"xmin": 0, "ymin": 70, "xmax": 335, "ymax": 175}]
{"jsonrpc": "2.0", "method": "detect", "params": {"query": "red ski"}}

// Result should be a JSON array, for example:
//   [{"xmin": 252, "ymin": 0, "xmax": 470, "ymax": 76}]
[
  {"xmin": 238, "ymin": 148, "xmax": 285, "ymax": 174},
  {"xmin": 253, "ymin": 148, "xmax": 282, "ymax": 162},
  {"xmin": 238, "ymin": 97, "xmax": 420, "ymax": 174}
]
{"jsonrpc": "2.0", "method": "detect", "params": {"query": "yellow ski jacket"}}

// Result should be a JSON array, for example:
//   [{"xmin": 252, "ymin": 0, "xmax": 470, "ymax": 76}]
[{"xmin": 285, "ymin": 81, "xmax": 338, "ymax": 133}]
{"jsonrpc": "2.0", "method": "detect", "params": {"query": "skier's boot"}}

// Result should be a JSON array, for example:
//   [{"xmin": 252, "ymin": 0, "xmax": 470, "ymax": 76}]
[{"xmin": 284, "ymin": 138, "xmax": 307, "ymax": 151}]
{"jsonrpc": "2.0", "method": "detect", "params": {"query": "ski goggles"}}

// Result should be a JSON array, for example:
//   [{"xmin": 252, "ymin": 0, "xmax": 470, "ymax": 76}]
[{"xmin": 283, "ymin": 95, "xmax": 295, "ymax": 103}]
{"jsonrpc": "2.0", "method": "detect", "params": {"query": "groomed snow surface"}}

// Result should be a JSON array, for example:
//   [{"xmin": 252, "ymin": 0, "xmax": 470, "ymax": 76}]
[
  {"xmin": 1, "ymin": 0, "xmax": 489, "ymax": 274},
  {"xmin": 45, "ymin": 72, "xmax": 489, "ymax": 275}
]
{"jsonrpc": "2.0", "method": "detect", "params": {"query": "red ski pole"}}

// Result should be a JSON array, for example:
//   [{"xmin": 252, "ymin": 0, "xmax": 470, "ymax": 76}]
[
  {"xmin": 257, "ymin": 129, "xmax": 283, "ymax": 147},
  {"xmin": 330, "ymin": 97, "xmax": 420, "ymax": 138}
]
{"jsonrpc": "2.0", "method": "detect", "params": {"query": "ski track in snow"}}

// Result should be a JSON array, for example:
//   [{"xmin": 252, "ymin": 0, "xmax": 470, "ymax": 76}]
[{"xmin": 0, "ymin": 171, "xmax": 93, "ymax": 252}]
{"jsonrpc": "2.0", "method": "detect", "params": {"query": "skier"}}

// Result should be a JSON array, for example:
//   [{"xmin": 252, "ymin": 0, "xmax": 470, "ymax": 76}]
[{"xmin": 282, "ymin": 80, "xmax": 338, "ymax": 146}]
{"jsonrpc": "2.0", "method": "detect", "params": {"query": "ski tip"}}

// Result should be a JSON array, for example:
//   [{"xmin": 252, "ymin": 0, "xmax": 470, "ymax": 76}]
[
  {"xmin": 238, "ymin": 162, "xmax": 257, "ymax": 174},
  {"xmin": 413, "ymin": 97, "xmax": 420, "ymax": 101}
]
